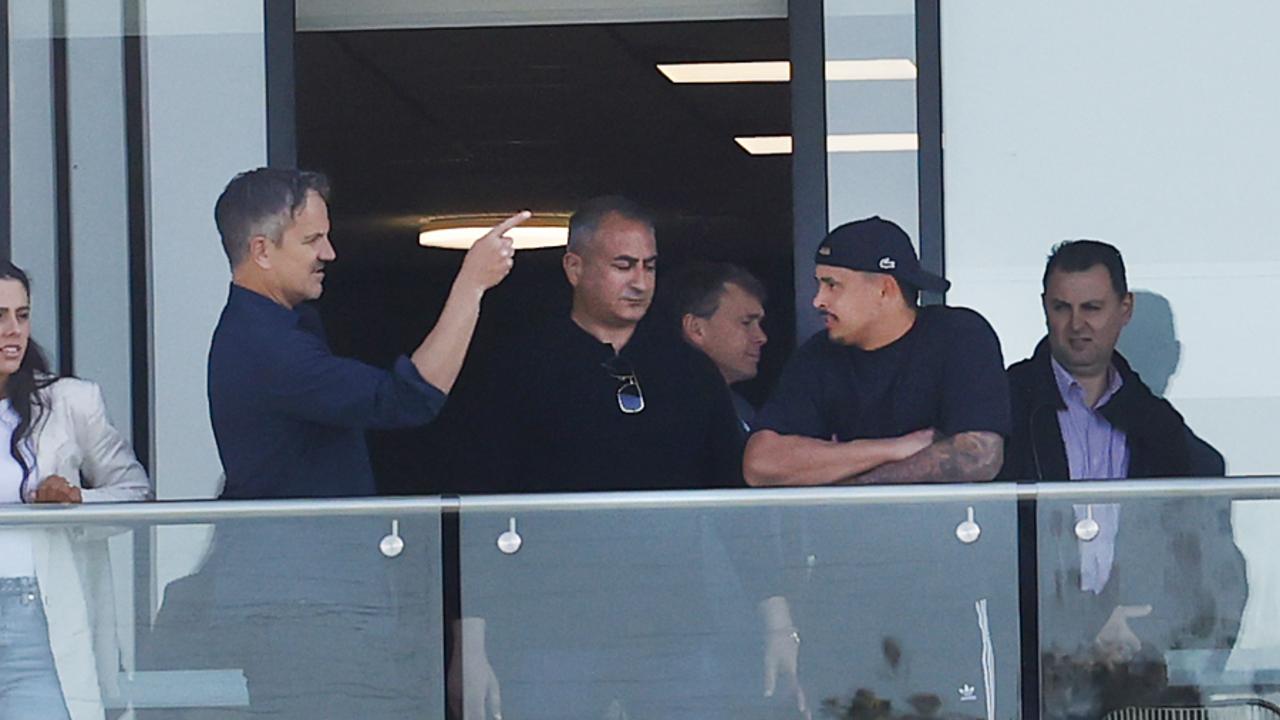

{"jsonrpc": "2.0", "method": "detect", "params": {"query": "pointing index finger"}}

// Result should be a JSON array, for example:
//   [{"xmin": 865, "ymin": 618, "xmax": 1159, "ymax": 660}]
[{"xmin": 490, "ymin": 210, "xmax": 532, "ymax": 237}]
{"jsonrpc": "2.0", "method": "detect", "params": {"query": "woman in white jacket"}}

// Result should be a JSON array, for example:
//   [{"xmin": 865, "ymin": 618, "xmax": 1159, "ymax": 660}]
[{"xmin": 0, "ymin": 261, "xmax": 152, "ymax": 720}]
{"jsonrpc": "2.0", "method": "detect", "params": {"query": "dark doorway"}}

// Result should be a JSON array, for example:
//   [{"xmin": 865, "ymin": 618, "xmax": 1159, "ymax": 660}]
[{"xmin": 296, "ymin": 19, "xmax": 793, "ymax": 494}]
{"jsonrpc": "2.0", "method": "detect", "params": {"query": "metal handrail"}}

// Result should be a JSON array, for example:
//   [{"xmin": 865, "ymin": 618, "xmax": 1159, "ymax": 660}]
[
  {"xmin": 1, "ymin": 476, "xmax": 1279, "ymax": 526},
  {"xmin": 0, "ymin": 496, "xmax": 449, "ymax": 525}
]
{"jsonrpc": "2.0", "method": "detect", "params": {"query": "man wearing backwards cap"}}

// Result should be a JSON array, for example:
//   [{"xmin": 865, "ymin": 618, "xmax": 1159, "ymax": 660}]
[
  {"xmin": 744, "ymin": 215, "xmax": 1010, "ymax": 486},
  {"xmin": 739, "ymin": 217, "xmax": 1014, "ymax": 720}
]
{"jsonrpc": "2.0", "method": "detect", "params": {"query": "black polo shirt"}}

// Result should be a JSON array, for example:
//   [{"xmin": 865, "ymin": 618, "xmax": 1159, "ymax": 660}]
[
  {"xmin": 446, "ymin": 315, "xmax": 744, "ymax": 493},
  {"xmin": 755, "ymin": 305, "xmax": 1011, "ymax": 441}
]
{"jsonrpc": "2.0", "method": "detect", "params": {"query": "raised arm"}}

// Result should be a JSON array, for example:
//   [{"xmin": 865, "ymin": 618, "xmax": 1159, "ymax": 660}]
[
  {"xmin": 411, "ymin": 211, "xmax": 529, "ymax": 393},
  {"xmin": 743, "ymin": 428, "xmax": 934, "ymax": 487},
  {"xmin": 840, "ymin": 431, "xmax": 1003, "ymax": 485}
]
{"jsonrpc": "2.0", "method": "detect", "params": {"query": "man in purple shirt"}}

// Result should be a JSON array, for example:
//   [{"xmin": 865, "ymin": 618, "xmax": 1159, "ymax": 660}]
[
  {"xmin": 1003, "ymin": 239, "xmax": 1197, "ymax": 482},
  {"xmin": 1003, "ymin": 240, "xmax": 1244, "ymax": 720}
]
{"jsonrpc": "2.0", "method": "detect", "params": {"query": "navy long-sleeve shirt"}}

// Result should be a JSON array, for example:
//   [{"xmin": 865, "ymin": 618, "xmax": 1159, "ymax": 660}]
[{"xmin": 208, "ymin": 284, "xmax": 446, "ymax": 499}]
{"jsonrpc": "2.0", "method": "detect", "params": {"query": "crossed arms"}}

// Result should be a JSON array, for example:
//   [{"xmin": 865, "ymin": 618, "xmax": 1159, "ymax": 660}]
[{"xmin": 743, "ymin": 428, "xmax": 1004, "ymax": 486}]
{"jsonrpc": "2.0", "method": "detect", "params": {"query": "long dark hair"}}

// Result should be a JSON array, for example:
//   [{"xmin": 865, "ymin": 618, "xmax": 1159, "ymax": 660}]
[{"xmin": 0, "ymin": 262, "xmax": 56, "ymax": 500}]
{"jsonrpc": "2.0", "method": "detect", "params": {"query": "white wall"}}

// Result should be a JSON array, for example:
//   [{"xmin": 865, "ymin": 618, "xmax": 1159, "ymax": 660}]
[
  {"xmin": 143, "ymin": 0, "xmax": 267, "ymax": 500},
  {"xmin": 140, "ymin": 0, "xmax": 267, "ymax": 605},
  {"xmin": 8, "ymin": 2, "xmax": 60, "ymax": 364},
  {"xmin": 941, "ymin": 0, "xmax": 1280, "ymax": 477},
  {"xmin": 66, "ymin": 0, "xmax": 133, "ymax": 441}
]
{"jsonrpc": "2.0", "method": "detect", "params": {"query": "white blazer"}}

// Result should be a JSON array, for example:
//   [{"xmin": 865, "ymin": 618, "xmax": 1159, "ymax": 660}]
[{"xmin": 26, "ymin": 377, "xmax": 152, "ymax": 720}]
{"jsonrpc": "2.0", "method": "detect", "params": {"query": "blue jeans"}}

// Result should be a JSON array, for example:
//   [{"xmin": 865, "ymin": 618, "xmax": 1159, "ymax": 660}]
[{"xmin": 0, "ymin": 577, "xmax": 72, "ymax": 720}]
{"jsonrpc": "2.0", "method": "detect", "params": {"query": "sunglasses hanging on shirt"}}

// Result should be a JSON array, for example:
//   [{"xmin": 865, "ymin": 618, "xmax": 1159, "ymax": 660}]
[{"xmin": 602, "ymin": 357, "xmax": 645, "ymax": 414}]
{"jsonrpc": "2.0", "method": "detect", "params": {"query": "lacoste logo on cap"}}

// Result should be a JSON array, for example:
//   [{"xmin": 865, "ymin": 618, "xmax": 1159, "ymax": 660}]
[
  {"xmin": 878, "ymin": 257, "xmax": 896, "ymax": 270},
  {"xmin": 818, "ymin": 246, "xmax": 831, "ymax": 256}
]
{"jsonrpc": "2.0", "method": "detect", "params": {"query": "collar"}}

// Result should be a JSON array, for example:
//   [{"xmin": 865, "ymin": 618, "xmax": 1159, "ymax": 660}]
[
  {"xmin": 556, "ymin": 313, "xmax": 664, "ymax": 358},
  {"xmin": 1050, "ymin": 355, "xmax": 1124, "ymax": 411},
  {"xmin": 227, "ymin": 283, "xmax": 320, "ymax": 333}
]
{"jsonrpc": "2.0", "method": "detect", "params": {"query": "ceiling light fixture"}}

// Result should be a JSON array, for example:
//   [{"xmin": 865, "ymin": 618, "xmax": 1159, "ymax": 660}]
[
  {"xmin": 656, "ymin": 59, "xmax": 917, "ymax": 84},
  {"xmin": 734, "ymin": 133, "xmax": 919, "ymax": 156},
  {"xmin": 418, "ymin": 213, "xmax": 571, "ymax": 250}
]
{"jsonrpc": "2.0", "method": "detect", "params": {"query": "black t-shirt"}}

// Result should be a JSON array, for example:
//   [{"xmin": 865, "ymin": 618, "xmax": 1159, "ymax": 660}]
[
  {"xmin": 443, "ymin": 315, "xmax": 744, "ymax": 493},
  {"xmin": 754, "ymin": 305, "xmax": 1011, "ymax": 441}
]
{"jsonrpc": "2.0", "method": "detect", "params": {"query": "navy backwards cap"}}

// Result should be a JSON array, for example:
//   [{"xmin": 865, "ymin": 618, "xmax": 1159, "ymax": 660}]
[{"xmin": 813, "ymin": 216, "xmax": 951, "ymax": 293}]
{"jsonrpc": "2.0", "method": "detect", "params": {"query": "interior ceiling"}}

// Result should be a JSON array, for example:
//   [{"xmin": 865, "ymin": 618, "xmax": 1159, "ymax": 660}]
[{"xmin": 295, "ymin": 19, "xmax": 790, "ymax": 256}]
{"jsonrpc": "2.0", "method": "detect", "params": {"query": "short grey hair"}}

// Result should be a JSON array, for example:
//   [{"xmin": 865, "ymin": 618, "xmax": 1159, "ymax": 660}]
[
  {"xmin": 214, "ymin": 167, "xmax": 330, "ymax": 268},
  {"xmin": 566, "ymin": 195, "xmax": 654, "ymax": 255}
]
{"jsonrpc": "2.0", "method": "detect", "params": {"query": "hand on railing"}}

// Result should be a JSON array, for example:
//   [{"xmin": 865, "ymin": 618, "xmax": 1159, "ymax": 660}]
[
  {"xmin": 448, "ymin": 616, "xmax": 502, "ymax": 720},
  {"xmin": 31, "ymin": 475, "xmax": 83, "ymax": 504}
]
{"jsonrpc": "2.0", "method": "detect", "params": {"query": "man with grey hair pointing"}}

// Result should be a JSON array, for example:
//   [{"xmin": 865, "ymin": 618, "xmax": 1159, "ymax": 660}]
[
  {"xmin": 208, "ymin": 166, "xmax": 526, "ymax": 499},
  {"xmin": 203, "ymin": 167, "xmax": 526, "ymax": 719}
]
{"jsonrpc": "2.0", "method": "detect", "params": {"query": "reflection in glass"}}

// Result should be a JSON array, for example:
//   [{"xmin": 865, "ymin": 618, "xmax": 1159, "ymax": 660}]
[
  {"xmin": 1038, "ymin": 495, "xmax": 1248, "ymax": 719},
  {"xmin": 460, "ymin": 497, "xmax": 1020, "ymax": 720}
]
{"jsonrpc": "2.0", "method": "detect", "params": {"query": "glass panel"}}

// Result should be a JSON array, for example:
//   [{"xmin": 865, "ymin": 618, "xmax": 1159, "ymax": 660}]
[
  {"xmin": 460, "ymin": 489, "xmax": 1020, "ymax": 720},
  {"xmin": 0, "ymin": 503, "xmax": 442, "ymax": 718},
  {"xmin": 1036, "ymin": 484, "xmax": 1266, "ymax": 719},
  {"xmin": 823, "ymin": 0, "xmax": 919, "ymax": 232}
]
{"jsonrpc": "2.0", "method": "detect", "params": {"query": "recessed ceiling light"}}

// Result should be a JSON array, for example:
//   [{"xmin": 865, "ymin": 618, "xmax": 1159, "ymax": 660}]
[
  {"xmin": 734, "ymin": 133, "xmax": 919, "ymax": 155},
  {"xmin": 734, "ymin": 136, "xmax": 794, "ymax": 155},
  {"xmin": 419, "ymin": 213, "xmax": 570, "ymax": 250},
  {"xmin": 657, "ymin": 59, "xmax": 916, "ymax": 84},
  {"xmin": 658, "ymin": 61, "xmax": 790, "ymax": 83}
]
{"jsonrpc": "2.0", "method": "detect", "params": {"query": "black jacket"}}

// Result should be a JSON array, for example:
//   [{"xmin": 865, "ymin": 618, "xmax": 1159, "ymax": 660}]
[
  {"xmin": 1003, "ymin": 339, "xmax": 1245, "ymax": 718},
  {"xmin": 1001, "ymin": 338, "xmax": 1192, "ymax": 481}
]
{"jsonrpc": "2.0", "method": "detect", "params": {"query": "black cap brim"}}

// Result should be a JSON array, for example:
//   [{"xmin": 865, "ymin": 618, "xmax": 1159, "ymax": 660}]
[{"xmin": 900, "ymin": 268, "xmax": 951, "ymax": 293}]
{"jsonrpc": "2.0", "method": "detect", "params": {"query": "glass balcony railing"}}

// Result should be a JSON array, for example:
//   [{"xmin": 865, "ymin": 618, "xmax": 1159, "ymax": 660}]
[
  {"xmin": 0, "ymin": 499, "xmax": 445, "ymax": 719},
  {"xmin": 459, "ymin": 488, "xmax": 1021, "ymax": 720},
  {"xmin": 1032, "ymin": 481, "xmax": 1270, "ymax": 720},
  {"xmin": 3, "ymin": 480, "xmax": 1280, "ymax": 719}
]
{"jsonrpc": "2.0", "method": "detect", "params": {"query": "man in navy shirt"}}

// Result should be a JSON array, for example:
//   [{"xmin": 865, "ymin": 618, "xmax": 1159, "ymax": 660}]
[
  {"xmin": 740, "ymin": 216, "xmax": 1013, "ymax": 719},
  {"xmin": 744, "ymin": 216, "xmax": 1008, "ymax": 486},
  {"xmin": 208, "ymin": 167, "xmax": 525, "ymax": 498},
  {"xmin": 202, "ymin": 167, "xmax": 525, "ymax": 718}
]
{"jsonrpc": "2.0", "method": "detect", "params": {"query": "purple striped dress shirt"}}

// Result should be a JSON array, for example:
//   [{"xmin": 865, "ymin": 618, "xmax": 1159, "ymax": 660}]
[{"xmin": 1051, "ymin": 358, "xmax": 1130, "ymax": 594}]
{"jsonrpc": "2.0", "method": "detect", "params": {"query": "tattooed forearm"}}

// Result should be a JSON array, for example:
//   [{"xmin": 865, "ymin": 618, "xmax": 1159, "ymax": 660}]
[{"xmin": 840, "ymin": 432, "xmax": 1004, "ymax": 485}]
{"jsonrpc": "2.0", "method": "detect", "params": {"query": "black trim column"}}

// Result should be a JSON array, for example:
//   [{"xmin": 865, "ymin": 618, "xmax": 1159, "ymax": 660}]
[
  {"xmin": 52, "ymin": 0, "xmax": 73, "ymax": 375},
  {"xmin": 789, "ymin": 0, "xmax": 828, "ymax": 344},
  {"xmin": 124, "ymin": 10, "xmax": 150, "ymax": 474},
  {"xmin": 915, "ymin": 0, "xmax": 945, "ymax": 307},
  {"xmin": 0, "ymin": 0, "xmax": 11, "ymax": 262},
  {"xmin": 265, "ymin": 0, "xmax": 296, "ymax": 167}
]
